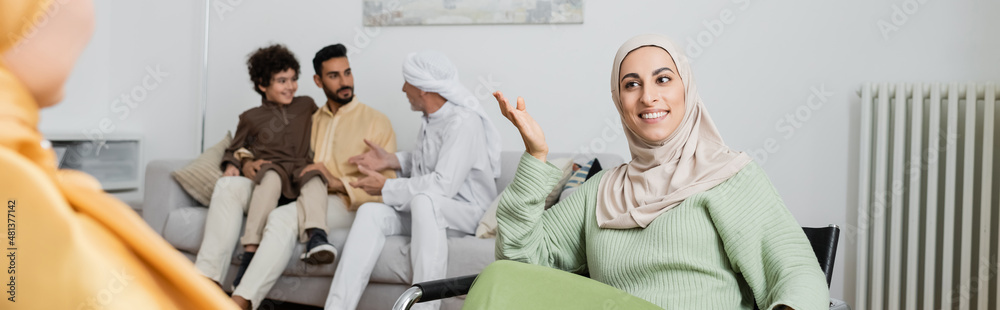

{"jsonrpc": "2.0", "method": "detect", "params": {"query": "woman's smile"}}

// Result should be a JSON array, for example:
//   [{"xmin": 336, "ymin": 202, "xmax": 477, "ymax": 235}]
[{"xmin": 639, "ymin": 109, "xmax": 670, "ymax": 123}]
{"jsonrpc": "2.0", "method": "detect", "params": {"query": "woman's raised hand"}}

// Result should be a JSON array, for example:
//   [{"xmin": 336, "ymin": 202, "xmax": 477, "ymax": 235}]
[{"xmin": 493, "ymin": 91, "xmax": 548, "ymax": 162}]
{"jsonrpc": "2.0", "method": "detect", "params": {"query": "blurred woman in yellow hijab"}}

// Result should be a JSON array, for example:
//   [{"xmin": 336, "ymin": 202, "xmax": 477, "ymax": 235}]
[{"xmin": 0, "ymin": 1, "xmax": 235, "ymax": 309}]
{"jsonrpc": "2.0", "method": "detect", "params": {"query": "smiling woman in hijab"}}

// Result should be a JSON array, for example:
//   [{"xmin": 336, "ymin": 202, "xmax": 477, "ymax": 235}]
[
  {"xmin": 464, "ymin": 34, "xmax": 829, "ymax": 309},
  {"xmin": 0, "ymin": 1, "xmax": 234, "ymax": 309}
]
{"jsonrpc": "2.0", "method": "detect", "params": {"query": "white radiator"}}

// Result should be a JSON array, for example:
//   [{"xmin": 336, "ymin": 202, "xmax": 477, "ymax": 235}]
[{"xmin": 856, "ymin": 82, "xmax": 998, "ymax": 310}]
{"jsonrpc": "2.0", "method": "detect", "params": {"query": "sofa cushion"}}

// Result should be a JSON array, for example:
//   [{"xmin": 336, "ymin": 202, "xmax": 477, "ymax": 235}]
[
  {"xmin": 367, "ymin": 235, "xmax": 496, "ymax": 283},
  {"xmin": 163, "ymin": 206, "xmax": 211, "ymax": 254},
  {"xmin": 443, "ymin": 235, "xmax": 497, "ymax": 278}
]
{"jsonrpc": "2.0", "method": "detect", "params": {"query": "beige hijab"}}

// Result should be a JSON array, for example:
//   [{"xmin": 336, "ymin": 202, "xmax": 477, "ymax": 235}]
[{"xmin": 596, "ymin": 34, "xmax": 752, "ymax": 229}]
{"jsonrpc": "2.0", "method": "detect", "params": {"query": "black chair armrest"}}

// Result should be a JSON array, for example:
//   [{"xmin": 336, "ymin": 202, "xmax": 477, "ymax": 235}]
[
  {"xmin": 415, "ymin": 274, "xmax": 478, "ymax": 301},
  {"xmin": 802, "ymin": 224, "xmax": 840, "ymax": 287},
  {"xmin": 393, "ymin": 274, "xmax": 478, "ymax": 310}
]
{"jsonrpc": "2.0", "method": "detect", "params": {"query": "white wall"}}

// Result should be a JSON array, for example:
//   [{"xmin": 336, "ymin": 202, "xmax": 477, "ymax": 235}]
[
  {"xmin": 40, "ymin": 0, "xmax": 207, "ymax": 207},
  {"xmin": 43, "ymin": 0, "xmax": 1000, "ymax": 305}
]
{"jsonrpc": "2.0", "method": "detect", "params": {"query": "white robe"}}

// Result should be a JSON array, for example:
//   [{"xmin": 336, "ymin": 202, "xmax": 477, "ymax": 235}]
[
  {"xmin": 382, "ymin": 101, "xmax": 499, "ymax": 234},
  {"xmin": 325, "ymin": 101, "xmax": 500, "ymax": 310}
]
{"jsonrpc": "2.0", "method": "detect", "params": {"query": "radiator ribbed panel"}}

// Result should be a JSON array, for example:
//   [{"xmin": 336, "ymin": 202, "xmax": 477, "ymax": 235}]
[{"xmin": 856, "ymin": 83, "xmax": 998, "ymax": 310}]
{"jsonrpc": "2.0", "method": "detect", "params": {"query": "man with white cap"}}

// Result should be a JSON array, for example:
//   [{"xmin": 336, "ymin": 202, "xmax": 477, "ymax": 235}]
[{"xmin": 324, "ymin": 51, "xmax": 501, "ymax": 310}]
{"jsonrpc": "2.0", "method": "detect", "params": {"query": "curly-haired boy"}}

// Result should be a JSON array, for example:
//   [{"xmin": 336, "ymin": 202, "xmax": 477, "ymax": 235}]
[{"xmin": 214, "ymin": 44, "xmax": 336, "ymax": 288}]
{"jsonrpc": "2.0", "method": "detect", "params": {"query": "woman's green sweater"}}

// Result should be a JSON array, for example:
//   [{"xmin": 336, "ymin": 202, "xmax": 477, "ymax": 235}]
[{"xmin": 496, "ymin": 153, "xmax": 829, "ymax": 309}]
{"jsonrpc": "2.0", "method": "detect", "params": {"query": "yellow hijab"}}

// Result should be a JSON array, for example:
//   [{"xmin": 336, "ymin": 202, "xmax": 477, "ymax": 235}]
[
  {"xmin": 596, "ymin": 34, "xmax": 752, "ymax": 229},
  {"xmin": 0, "ymin": 1, "xmax": 235, "ymax": 308},
  {"xmin": 0, "ymin": 1, "xmax": 47, "ymax": 51},
  {"xmin": 1, "ymin": 0, "xmax": 60, "ymax": 179}
]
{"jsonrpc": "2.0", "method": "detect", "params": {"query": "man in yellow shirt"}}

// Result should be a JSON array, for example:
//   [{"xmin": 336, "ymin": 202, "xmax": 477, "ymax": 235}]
[
  {"xmin": 0, "ymin": 0, "xmax": 235, "ymax": 309},
  {"xmin": 208, "ymin": 44, "xmax": 398, "ymax": 310}
]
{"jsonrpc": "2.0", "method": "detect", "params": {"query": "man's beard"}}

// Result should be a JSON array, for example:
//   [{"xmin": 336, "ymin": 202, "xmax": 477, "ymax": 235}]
[{"xmin": 325, "ymin": 86, "xmax": 354, "ymax": 105}]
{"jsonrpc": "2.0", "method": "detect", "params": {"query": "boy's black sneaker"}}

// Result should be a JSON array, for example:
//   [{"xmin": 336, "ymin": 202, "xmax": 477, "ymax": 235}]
[{"xmin": 300, "ymin": 230, "xmax": 337, "ymax": 265}]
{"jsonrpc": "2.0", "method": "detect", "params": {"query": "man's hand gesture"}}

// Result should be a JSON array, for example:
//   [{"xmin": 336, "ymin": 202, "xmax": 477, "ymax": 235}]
[
  {"xmin": 348, "ymin": 139, "xmax": 399, "ymax": 172},
  {"xmin": 350, "ymin": 165, "xmax": 387, "ymax": 196}
]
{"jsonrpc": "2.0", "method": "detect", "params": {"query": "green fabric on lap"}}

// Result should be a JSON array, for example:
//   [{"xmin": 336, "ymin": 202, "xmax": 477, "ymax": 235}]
[{"xmin": 462, "ymin": 260, "xmax": 661, "ymax": 310}]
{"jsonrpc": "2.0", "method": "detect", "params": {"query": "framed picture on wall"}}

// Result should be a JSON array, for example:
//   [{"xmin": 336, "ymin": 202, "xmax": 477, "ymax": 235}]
[{"xmin": 363, "ymin": 0, "xmax": 583, "ymax": 26}]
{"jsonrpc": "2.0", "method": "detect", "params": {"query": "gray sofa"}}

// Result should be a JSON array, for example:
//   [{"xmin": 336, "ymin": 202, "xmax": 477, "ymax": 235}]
[{"xmin": 143, "ymin": 151, "xmax": 624, "ymax": 309}]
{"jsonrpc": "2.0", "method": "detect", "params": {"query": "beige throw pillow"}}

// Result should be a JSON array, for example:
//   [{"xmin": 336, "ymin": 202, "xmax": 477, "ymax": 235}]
[
  {"xmin": 475, "ymin": 195, "xmax": 503, "ymax": 238},
  {"xmin": 171, "ymin": 132, "xmax": 232, "ymax": 206},
  {"xmin": 545, "ymin": 158, "xmax": 575, "ymax": 209},
  {"xmin": 476, "ymin": 157, "xmax": 575, "ymax": 239}
]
